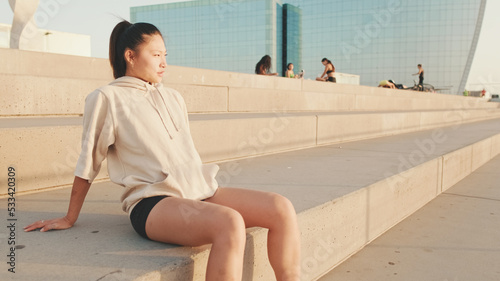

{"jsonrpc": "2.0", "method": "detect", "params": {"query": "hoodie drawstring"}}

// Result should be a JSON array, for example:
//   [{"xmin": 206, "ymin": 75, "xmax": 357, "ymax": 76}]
[
  {"xmin": 146, "ymin": 84, "xmax": 180, "ymax": 140},
  {"xmin": 109, "ymin": 76, "xmax": 180, "ymax": 140},
  {"xmin": 155, "ymin": 85, "xmax": 179, "ymax": 133}
]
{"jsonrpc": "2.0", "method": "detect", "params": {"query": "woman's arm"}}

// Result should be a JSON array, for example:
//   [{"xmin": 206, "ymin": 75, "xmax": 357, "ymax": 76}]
[
  {"xmin": 257, "ymin": 65, "xmax": 266, "ymax": 75},
  {"xmin": 24, "ymin": 176, "xmax": 91, "ymax": 232},
  {"xmin": 320, "ymin": 66, "xmax": 328, "ymax": 78},
  {"xmin": 64, "ymin": 176, "xmax": 92, "ymax": 225},
  {"xmin": 257, "ymin": 65, "xmax": 278, "ymax": 76}
]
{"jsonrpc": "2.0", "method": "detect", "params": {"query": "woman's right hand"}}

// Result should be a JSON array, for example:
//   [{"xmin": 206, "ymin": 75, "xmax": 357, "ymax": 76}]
[{"xmin": 24, "ymin": 216, "xmax": 74, "ymax": 232}]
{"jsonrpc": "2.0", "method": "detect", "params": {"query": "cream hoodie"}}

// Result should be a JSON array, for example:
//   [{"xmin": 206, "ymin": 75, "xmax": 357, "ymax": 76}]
[{"xmin": 74, "ymin": 76, "xmax": 219, "ymax": 214}]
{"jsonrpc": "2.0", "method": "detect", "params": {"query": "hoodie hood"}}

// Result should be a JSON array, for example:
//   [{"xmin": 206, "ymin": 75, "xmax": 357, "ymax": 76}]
[
  {"xmin": 110, "ymin": 76, "xmax": 179, "ymax": 139},
  {"xmin": 109, "ymin": 76, "xmax": 161, "ymax": 93}
]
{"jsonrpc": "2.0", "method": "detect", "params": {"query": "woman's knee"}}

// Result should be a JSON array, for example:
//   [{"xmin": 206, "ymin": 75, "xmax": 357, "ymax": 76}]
[
  {"xmin": 212, "ymin": 208, "xmax": 246, "ymax": 245},
  {"xmin": 268, "ymin": 193, "xmax": 297, "ymax": 223}
]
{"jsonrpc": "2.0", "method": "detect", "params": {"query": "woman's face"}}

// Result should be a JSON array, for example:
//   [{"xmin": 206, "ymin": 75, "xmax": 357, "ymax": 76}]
[
  {"xmin": 289, "ymin": 64, "xmax": 294, "ymax": 70},
  {"xmin": 322, "ymin": 61, "xmax": 327, "ymax": 66},
  {"xmin": 126, "ymin": 34, "xmax": 167, "ymax": 84}
]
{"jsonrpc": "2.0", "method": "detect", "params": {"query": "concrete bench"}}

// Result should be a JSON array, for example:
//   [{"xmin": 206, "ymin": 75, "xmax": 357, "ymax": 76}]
[
  {"xmin": 2, "ymin": 109, "xmax": 500, "ymax": 195},
  {"xmin": 1, "ymin": 118, "xmax": 499, "ymax": 280}
]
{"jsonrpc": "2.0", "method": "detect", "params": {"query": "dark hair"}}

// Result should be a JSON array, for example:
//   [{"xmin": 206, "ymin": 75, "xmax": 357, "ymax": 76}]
[
  {"xmin": 418, "ymin": 64, "xmax": 422, "ymax": 67},
  {"xmin": 109, "ymin": 20, "xmax": 163, "ymax": 79},
  {"xmin": 322, "ymin": 57, "xmax": 333, "ymax": 66},
  {"xmin": 287, "ymin": 63, "xmax": 293, "ymax": 70},
  {"xmin": 322, "ymin": 57, "xmax": 335, "ymax": 71},
  {"xmin": 255, "ymin": 55, "xmax": 272, "ymax": 74}
]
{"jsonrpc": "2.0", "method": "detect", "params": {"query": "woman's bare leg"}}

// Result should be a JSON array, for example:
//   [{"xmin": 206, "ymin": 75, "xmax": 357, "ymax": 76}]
[
  {"xmin": 316, "ymin": 77, "xmax": 326, "ymax": 81},
  {"xmin": 145, "ymin": 197, "xmax": 246, "ymax": 281},
  {"xmin": 205, "ymin": 187, "xmax": 301, "ymax": 281}
]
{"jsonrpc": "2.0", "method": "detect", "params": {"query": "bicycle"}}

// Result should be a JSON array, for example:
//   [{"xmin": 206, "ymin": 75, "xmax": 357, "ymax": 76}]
[{"xmin": 408, "ymin": 79, "xmax": 435, "ymax": 92}]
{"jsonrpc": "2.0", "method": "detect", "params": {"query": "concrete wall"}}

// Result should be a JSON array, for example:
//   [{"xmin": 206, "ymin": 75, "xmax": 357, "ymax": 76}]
[
  {"xmin": 1, "ymin": 48, "xmax": 500, "ymax": 196},
  {"xmin": 1, "ymin": 48, "xmax": 498, "ymax": 117},
  {"xmin": 1, "ymin": 48, "xmax": 500, "ymax": 280}
]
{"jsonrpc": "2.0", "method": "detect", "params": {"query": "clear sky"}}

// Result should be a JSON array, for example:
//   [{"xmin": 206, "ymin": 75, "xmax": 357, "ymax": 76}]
[{"xmin": 1, "ymin": 0, "xmax": 498, "ymax": 93}]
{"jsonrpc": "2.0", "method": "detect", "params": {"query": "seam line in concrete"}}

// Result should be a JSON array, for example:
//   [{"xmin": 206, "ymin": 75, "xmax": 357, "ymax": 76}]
[
  {"xmin": 442, "ymin": 193, "xmax": 500, "ymax": 202},
  {"xmin": 440, "ymin": 155, "xmax": 445, "ymax": 193}
]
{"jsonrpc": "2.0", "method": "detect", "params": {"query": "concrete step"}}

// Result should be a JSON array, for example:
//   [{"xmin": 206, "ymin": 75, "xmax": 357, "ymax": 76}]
[
  {"xmin": 0, "ymin": 73, "xmax": 109, "ymax": 116},
  {"xmin": 0, "ymin": 48, "xmax": 357, "ymax": 89},
  {"xmin": 2, "ymin": 49, "xmax": 498, "ymax": 116},
  {"xmin": 0, "ymin": 48, "xmax": 112, "ymax": 80},
  {"xmin": 1, "ymin": 119, "xmax": 499, "ymax": 281},
  {"xmin": 2, "ymin": 74, "xmax": 498, "ymax": 116},
  {"xmin": 319, "ymin": 154, "xmax": 500, "ymax": 281},
  {"xmin": 226, "ymin": 85, "xmax": 500, "ymax": 113},
  {"xmin": 2, "ymin": 110, "xmax": 500, "ymax": 195}
]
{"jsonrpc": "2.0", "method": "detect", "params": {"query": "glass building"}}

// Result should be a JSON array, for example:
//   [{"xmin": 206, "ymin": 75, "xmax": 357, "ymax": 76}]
[
  {"xmin": 283, "ymin": 3, "xmax": 302, "ymax": 75},
  {"xmin": 131, "ymin": 0, "xmax": 288, "ymax": 75},
  {"xmin": 131, "ymin": 0, "xmax": 486, "ymax": 94}
]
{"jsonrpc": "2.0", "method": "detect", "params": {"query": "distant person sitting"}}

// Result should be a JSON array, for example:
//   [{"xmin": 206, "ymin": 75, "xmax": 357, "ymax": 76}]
[
  {"xmin": 412, "ymin": 64, "xmax": 424, "ymax": 91},
  {"xmin": 285, "ymin": 63, "xmax": 304, "ymax": 79},
  {"xmin": 378, "ymin": 80, "xmax": 396, "ymax": 89},
  {"xmin": 379, "ymin": 80, "xmax": 407, "ymax": 89},
  {"xmin": 388, "ymin": 79, "xmax": 407, "ymax": 89},
  {"xmin": 285, "ymin": 63, "xmax": 296, "ymax": 78},
  {"xmin": 255, "ymin": 55, "xmax": 278, "ymax": 76},
  {"xmin": 316, "ymin": 58, "xmax": 336, "ymax": 83}
]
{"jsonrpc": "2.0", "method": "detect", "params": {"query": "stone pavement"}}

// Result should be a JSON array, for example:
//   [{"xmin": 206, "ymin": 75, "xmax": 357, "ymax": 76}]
[{"xmin": 319, "ymin": 154, "xmax": 500, "ymax": 281}]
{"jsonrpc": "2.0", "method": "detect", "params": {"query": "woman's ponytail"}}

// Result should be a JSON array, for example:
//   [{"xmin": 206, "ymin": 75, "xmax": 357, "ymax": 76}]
[{"xmin": 109, "ymin": 20, "xmax": 132, "ymax": 79}]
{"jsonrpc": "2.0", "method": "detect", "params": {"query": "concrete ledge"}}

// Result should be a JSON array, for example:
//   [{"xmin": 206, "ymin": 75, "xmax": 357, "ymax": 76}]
[
  {"xmin": 317, "ymin": 112, "xmax": 421, "ymax": 145},
  {"xmin": 0, "ymin": 48, "xmax": 113, "ymax": 80},
  {"xmin": 167, "ymin": 84, "xmax": 228, "ymax": 113},
  {"xmin": 2, "ymin": 49, "xmax": 497, "ymax": 117},
  {"xmin": 492, "ymin": 133, "xmax": 500, "ymax": 157},
  {"xmin": 3, "ymin": 76, "xmax": 496, "ymax": 116},
  {"xmin": 2, "ymin": 113, "xmax": 500, "ymax": 196},
  {"xmin": 320, "ymin": 155, "xmax": 500, "ymax": 281},
  {"xmin": 0, "ymin": 74, "xmax": 107, "ymax": 116},
  {"xmin": 298, "ymin": 158, "xmax": 442, "ymax": 279},
  {"xmin": 164, "ymin": 65, "xmax": 356, "ymax": 90},
  {"xmin": 441, "ymin": 146, "xmax": 473, "ymax": 192},
  {"xmin": 227, "ymin": 88, "xmax": 355, "ymax": 112},
  {"xmin": 0, "ymin": 125, "xmax": 109, "ymax": 193},
  {"xmin": 190, "ymin": 114, "xmax": 317, "ymax": 163},
  {"xmin": 2, "ymin": 119, "xmax": 499, "ymax": 280},
  {"xmin": 317, "ymin": 110, "xmax": 500, "ymax": 145},
  {"xmin": 472, "ymin": 138, "xmax": 492, "ymax": 172}
]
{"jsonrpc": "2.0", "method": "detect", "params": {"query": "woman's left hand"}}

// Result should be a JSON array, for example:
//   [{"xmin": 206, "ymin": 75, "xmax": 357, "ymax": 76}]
[{"xmin": 24, "ymin": 216, "xmax": 74, "ymax": 232}]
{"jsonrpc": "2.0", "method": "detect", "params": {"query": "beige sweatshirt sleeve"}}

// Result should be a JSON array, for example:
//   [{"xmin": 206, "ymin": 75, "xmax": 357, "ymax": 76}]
[{"xmin": 74, "ymin": 90, "xmax": 116, "ymax": 183}]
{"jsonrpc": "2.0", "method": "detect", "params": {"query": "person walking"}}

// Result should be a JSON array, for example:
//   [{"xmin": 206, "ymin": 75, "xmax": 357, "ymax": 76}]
[{"xmin": 413, "ymin": 64, "xmax": 424, "ymax": 91}]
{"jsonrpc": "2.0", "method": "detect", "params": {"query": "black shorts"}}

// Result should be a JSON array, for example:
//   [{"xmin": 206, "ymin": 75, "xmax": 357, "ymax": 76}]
[
  {"xmin": 328, "ymin": 77, "xmax": 336, "ymax": 83},
  {"xmin": 130, "ymin": 196, "xmax": 169, "ymax": 239}
]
